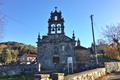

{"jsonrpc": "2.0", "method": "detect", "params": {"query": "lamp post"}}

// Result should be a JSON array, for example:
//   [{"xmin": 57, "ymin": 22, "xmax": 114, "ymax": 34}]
[{"xmin": 90, "ymin": 15, "xmax": 98, "ymax": 64}]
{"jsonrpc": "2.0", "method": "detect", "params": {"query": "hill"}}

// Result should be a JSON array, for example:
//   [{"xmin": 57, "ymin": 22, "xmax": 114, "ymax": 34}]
[{"xmin": 0, "ymin": 41, "xmax": 37, "ymax": 64}]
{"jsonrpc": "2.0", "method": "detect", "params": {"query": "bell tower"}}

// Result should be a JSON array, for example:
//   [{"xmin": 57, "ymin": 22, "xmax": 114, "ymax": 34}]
[{"xmin": 48, "ymin": 7, "xmax": 65, "ymax": 35}]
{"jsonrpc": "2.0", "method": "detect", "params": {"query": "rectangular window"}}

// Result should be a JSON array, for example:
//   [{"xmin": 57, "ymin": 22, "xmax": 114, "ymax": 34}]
[{"xmin": 62, "ymin": 45, "xmax": 65, "ymax": 51}]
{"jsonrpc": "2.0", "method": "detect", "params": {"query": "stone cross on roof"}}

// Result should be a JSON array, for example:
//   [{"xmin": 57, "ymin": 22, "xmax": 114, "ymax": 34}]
[{"xmin": 55, "ymin": 6, "xmax": 58, "ymax": 11}]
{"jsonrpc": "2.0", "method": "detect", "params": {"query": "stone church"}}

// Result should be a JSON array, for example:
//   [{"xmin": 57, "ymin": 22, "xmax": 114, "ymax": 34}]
[{"xmin": 37, "ymin": 8, "xmax": 91, "ymax": 73}]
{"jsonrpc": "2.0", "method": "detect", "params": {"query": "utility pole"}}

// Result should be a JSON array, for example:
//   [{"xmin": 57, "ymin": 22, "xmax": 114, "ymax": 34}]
[{"xmin": 90, "ymin": 15, "xmax": 98, "ymax": 64}]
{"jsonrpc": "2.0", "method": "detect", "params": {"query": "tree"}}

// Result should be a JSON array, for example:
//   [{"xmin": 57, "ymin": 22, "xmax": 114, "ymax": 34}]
[
  {"xmin": 4, "ymin": 48, "xmax": 12, "ymax": 64},
  {"xmin": 1, "ymin": 48, "xmax": 7, "ymax": 63},
  {"xmin": 103, "ymin": 24, "xmax": 120, "ymax": 43},
  {"xmin": 96, "ymin": 39, "xmax": 107, "ymax": 52},
  {"xmin": 11, "ymin": 49, "xmax": 19, "ymax": 62},
  {"xmin": 0, "ymin": 45, "xmax": 15, "ymax": 64},
  {"xmin": 102, "ymin": 24, "xmax": 120, "ymax": 60}
]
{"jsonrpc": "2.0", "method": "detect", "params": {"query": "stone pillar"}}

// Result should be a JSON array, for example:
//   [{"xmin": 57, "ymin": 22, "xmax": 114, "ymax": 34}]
[
  {"xmin": 38, "ymin": 63, "xmax": 41, "ymax": 72},
  {"xmin": 34, "ymin": 74, "xmax": 50, "ymax": 80},
  {"xmin": 52, "ymin": 73, "xmax": 64, "ymax": 80}
]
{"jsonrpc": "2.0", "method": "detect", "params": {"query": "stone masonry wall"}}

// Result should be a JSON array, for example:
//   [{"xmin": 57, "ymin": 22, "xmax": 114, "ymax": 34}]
[
  {"xmin": 0, "ymin": 64, "xmax": 37, "ymax": 76},
  {"xmin": 65, "ymin": 68, "xmax": 106, "ymax": 80}
]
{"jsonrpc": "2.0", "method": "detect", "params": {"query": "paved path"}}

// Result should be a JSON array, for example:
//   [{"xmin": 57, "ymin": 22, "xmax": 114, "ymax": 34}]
[
  {"xmin": 109, "ymin": 73, "xmax": 120, "ymax": 80},
  {"xmin": 98, "ymin": 73, "xmax": 120, "ymax": 80}
]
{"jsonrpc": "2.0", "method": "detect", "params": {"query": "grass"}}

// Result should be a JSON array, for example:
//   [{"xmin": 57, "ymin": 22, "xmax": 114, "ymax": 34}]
[{"xmin": 0, "ymin": 74, "xmax": 34, "ymax": 80}]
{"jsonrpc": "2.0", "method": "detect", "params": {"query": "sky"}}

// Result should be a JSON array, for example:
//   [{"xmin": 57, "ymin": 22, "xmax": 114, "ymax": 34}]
[{"xmin": 1, "ymin": 0, "xmax": 120, "ymax": 47}]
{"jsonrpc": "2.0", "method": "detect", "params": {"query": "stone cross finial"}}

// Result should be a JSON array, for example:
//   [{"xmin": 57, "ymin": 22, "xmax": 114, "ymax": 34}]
[{"xmin": 55, "ymin": 6, "xmax": 58, "ymax": 11}]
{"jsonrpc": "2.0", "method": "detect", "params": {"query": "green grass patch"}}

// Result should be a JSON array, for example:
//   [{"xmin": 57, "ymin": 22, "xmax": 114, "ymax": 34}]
[{"xmin": 0, "ymin": 74, "xmax": 34, "ymax": 80}]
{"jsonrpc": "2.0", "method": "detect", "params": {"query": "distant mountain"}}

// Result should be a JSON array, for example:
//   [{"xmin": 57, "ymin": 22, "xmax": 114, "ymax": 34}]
[{"xmin": 0, "ymin": 41, "xmax": 37, "ymax": 64}]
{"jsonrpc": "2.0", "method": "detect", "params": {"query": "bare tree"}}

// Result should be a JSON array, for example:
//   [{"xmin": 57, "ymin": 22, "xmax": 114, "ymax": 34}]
[
  {"xmin": 103, "ymin": 24, "xmax": 120, "ymax": 44},
  {"xmin": 102, "ymin": 24, "xmax": 120, "ymax": 60}
]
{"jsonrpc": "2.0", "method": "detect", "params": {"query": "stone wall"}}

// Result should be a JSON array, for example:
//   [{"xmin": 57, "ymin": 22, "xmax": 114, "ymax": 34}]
[
  {"xmin": 65, "ymin": 62, "xmax": 120, "ymax": 80},
  {"xmin": 65, "ymin": 68, "xmax": 106, "ymax": 80},
  {"xmin": 0, "ymin": 64, "xmax": 37, "ymax": 76},
  {"xmin": 75, "ymin": 49, "xmax": 91, "ymax": 64},
  {"xmin": 105, "ymin": 62, "xmax": 120, "ymax": 73}
]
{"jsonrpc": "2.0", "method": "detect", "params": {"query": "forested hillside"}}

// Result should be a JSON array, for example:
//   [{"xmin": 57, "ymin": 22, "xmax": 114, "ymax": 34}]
[{"xmin": 0, "ymin": 41, "xmax": 37, "ymax": 64}]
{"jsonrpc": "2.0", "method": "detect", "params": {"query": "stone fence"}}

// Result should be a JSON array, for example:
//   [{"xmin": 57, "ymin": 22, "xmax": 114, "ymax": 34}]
[
  {"xmin": 0, "ymin": 64, "xmax": 37, "ymax": 76},
  {"xmin": 65, "ymin": 68, "xmax": 106, "ymax": 80},
  {"xmin": 1, "ymin": 62, "xmax": 120, "ymax": 80},
  {"xmin": 105, "ymin": 62, "xmax": 120, "ymax": 73},
  {"xmin": 64, "ymin": 62, "xmax": 120, "ymax": 80}
]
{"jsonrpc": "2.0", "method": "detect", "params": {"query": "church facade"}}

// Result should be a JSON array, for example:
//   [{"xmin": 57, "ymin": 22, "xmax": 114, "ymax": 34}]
[
  {"xmin": 37, "ymin": 8, "xmax": 76, "ymax": 73},
  {"xmin": 37, "ymin": 8, "xmax": 91, "ymax": 73}
]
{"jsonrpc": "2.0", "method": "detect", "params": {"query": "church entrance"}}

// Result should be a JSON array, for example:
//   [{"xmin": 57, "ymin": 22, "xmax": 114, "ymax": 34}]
[
  {"xmin": 67, "ymin": 57, "xmax": 73, "ymax": 73},
  {"xmin": 53, "ymin": 55, "xmax": 59, "ymax": 71},
  {"xmin": 53, "ymin": 55, "xmax": 59, "ymax": 64}
]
